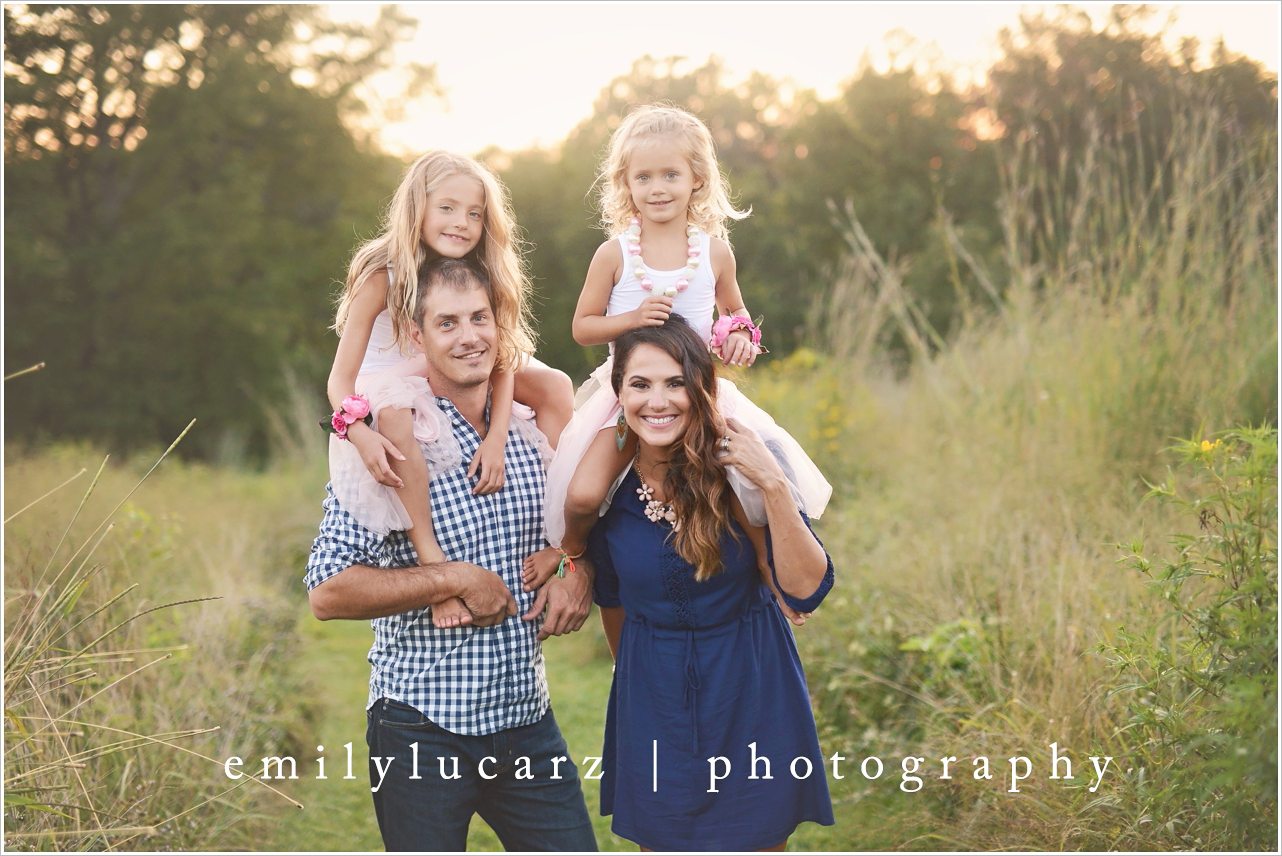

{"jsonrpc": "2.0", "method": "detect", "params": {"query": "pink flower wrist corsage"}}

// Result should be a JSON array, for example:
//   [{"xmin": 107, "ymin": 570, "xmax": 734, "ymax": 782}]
[
  {"xmin": 709, "ymin": 315, "xmax": 765, "ymax": 353},
  {"xmin": 320, "ymin": 394, "xmax": 372, "ymax": 440}
]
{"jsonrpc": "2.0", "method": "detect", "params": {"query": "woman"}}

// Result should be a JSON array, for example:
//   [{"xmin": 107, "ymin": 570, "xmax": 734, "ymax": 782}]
[{"xmin": 586, "ymin": 317, "xmax": 836, "ymax": 851}]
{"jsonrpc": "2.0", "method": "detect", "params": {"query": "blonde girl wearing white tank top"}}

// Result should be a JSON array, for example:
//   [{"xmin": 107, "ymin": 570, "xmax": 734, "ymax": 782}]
[{"xmin": 532, "ymin": 105, "xmax": 832, "ymax": 619}]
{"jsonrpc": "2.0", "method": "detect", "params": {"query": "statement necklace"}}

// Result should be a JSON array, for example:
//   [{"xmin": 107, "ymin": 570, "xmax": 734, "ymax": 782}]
[
  {"xmin": 626, "ymin": 217, "xmax": 702, "ymax": 297},
  {"xmin": 634, "ymin": 462, "xmax": 681, "ymax": 531}
]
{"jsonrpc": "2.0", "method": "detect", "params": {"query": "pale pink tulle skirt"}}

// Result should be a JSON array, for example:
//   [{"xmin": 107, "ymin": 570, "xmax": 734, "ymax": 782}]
[
  {"xmin": 329, "ymin": 357, "xmax": 550, "ymax": 537},
  {"xmin": 542, "ymin": 356, "xmax": 833, "ymax": 547}
]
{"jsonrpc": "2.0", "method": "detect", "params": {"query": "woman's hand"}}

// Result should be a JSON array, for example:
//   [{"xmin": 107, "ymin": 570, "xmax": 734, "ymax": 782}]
[
  {"xmin": 717, "ymin": 329, "xmax": 760, "ymax": 368},
  {"xmin": 468, "ymin": 433, "xmax": 507, "ymax": 495},
  {"xmin": 348, "ymin": 422, "xmax": 406, "ymax": 488},
  {"xmin": 715, "ymin": 418, "xmax": 784, "ymax": 489}
]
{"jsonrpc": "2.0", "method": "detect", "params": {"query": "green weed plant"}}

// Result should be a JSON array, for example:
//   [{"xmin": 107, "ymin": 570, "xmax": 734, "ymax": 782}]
[
  {"xmin": 752, "ymin": 90, "xmax": 1277, "ymax": 850},
  {"xmin": 1099, "ymin": 428, "xmax": 1277, "ymax": 850}
]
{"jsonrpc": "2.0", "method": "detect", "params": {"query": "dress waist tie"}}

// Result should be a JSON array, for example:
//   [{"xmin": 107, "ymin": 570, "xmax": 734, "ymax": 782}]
[
  {"xmin": 631, "ymin": 597, "xmax": 771, "ymax": 757},
  {"xmin": 683, "ymin": 629, "xmax": 701, "ymax": 756}
]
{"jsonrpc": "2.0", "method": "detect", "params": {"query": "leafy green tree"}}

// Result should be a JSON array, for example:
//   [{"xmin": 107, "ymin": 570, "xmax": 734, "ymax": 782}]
[
  {"xmin": 4, "ymin": 4, "xmax": 412, "ymax": 459},
  {"xmin": 7, "ymin": 6, "xmax": 1274, "ymax": 457},
  {"xmin": 985, "ymin": 5, "xmax": 1278, "ymax": 283},
  {"xmin": 777, "ymin": 64, "xmax": 1001, "ymax": 345}
]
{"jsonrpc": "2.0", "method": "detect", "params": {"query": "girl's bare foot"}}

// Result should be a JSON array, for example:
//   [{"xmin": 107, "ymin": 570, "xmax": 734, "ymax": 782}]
[
  {"xmin": 431, "ymin": 596, "xmax": 473, "ymax": 629},
  {"xmin": 522, "ymin": 546, "xmax": 565, "ymax": 592}
]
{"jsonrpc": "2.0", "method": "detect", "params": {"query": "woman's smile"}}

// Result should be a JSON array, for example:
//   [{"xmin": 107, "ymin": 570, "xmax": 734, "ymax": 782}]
[{"xmin": 620, "ymin": 345, "xmax": 693, "ymax": 447}]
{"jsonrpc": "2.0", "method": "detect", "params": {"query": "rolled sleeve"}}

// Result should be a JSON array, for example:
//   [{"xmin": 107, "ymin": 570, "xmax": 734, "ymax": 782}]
[
  {"xmin": 304, "ymin": 486, "xmax": 387, "ymax": 592},
  {"xmin": 765, "ymin": 510, "xmax": 835, "ymax": 613}
]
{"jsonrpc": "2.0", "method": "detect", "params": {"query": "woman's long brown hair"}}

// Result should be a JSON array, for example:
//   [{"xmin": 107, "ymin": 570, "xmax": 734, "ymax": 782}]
[{"xmin": 611, "ymin": 317, "xmax": 736, "ymax": 581}]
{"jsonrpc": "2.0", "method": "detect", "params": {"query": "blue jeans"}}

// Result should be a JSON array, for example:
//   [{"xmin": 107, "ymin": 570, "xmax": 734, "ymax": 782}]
[{"xmin": 365, "ymin": 698, "xmax": 597, "ymax": 852}]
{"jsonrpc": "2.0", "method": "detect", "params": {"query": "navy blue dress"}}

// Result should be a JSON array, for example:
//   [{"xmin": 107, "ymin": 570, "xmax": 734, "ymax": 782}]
[{"xmin": 588, "ymin": 469, "xmax": 836, "ymax": 851}]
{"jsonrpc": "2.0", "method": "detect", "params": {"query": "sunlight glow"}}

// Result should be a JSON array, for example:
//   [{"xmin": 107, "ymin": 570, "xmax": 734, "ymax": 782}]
[{"xmin": 323, "ymin": 2, "xmax": 1280, "ymax": 157}]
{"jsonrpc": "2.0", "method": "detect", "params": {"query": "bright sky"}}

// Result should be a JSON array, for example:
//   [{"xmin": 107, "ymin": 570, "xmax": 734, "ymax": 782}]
[{"xmin": 324, "ymin": 1, "xmax": 1281, "ymax": 157}]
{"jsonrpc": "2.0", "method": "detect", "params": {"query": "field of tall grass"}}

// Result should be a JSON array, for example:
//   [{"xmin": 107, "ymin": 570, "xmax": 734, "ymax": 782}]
[
  {"xmin": 4, "ymin": 96, "xmax": 1275, "ymax": 850},
  {"xmin": 3, "ymin": 426, "xmax": 327, "ymax": 850},
  {"xmin": 745, "ymin": 99, "xmax": 1277, "ymax": 850}
]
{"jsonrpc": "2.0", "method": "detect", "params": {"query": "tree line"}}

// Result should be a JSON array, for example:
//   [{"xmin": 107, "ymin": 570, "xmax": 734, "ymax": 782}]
[{"xmin": 4, "ymin": 4, "xmax": 1276, "ymax": 461}]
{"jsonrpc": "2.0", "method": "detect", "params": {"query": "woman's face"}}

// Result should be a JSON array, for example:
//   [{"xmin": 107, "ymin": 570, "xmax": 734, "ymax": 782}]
[{"xmin": 618, "ymin": 343, "xmax": 691, "ymax": 451}]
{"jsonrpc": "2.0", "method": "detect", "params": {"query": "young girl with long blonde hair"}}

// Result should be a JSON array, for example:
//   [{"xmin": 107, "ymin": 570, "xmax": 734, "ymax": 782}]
[
  {"xmin": 529, "ymin": 105, "xmax": 831, "ymax": 604},
  {"xmin": 329, "ymin": 151, "xmax": 571, "ymax": 628}
]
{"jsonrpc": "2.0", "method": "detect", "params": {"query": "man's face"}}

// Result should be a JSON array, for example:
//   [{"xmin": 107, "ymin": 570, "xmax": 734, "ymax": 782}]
[{"xmin": 411, "ymin": 282, "xmax": 497, "ymax": 392}]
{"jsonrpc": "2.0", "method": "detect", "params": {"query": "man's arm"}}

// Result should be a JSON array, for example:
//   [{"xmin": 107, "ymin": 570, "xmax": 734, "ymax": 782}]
[
  {"xmin": 304, "ymin": 488, "xmax": 516, "ymax": 625},
  {"xmin": 310, "ymin": 561, "xmax": 516, "ymax": 625}
]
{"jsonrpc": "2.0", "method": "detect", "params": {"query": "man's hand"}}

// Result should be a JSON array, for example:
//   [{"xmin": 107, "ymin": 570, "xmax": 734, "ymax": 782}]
[
  {"xmin": 447, "ymin": 562, "xmax": 518, "ymax": 626},
  {"xmin": 521, "ymin": 556, "xmax": 594, "ymax": 640}
]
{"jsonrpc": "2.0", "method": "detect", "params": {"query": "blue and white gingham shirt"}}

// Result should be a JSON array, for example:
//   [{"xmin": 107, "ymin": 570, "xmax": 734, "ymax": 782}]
[{"xmin": 304, "ymin": 396, "xmax": 549, "ymax": 736}]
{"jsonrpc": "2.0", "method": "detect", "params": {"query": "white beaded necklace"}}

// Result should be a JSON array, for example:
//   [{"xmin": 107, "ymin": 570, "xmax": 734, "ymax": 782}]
[
  {"xmin": 634, "ymin": 462, "xmax": 680, "ymax": 531},
  {"xmin": 625, "ymin": 217, "xmax": 702, "ymax": 298}
]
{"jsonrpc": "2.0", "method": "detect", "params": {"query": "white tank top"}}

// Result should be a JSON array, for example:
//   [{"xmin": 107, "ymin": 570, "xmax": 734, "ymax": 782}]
[
  {"xmin": 606, "ymin": 230, "xmax": 717, "ymax": 344},
  {"xmin": 355, "ymin": 264, "xmax": 414, "ymax": 377},
  {"xmin": 358, "ymin": 309, "xmax": 414, "ymax": 377}
]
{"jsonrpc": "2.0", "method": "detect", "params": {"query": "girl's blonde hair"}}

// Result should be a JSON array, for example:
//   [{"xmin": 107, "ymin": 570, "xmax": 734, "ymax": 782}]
[
  {"xmin": 334, "ymin": 151, "xmax": 535, "ymax": 372},
  {"xmin": 597, "ymin": 103, "xmax": 749, "ymax": 241}
]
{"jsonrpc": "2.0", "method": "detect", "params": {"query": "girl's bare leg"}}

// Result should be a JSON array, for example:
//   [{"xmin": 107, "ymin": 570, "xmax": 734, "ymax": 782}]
[
  {"xmin": 514, "ymin": 362, "xmax": 575, "ymax": 449},
  {"xmin": 379, "ymin": 407, "xmax": 470, "ymax": 629},
  {"xmin": 562, "ymin": 427, "xmax": 635, "ymax": 552}
]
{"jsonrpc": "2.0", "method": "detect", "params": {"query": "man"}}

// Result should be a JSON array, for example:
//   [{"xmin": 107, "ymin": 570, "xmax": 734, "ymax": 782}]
[{"xmin": 304, "ymin": 257, "xmax": 597, "ymax": 851}]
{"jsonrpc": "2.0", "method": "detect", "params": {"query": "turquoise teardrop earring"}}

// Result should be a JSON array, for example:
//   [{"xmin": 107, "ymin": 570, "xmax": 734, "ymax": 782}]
[{"xmin": 615, "ymin": 412, "xmax": 629, "ymax": 452}]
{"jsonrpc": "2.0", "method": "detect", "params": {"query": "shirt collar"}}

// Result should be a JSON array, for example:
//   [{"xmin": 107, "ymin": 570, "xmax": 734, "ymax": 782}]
[{"xmin": 434, "ymin": 393, "xmax": 492, "ymax": 431}]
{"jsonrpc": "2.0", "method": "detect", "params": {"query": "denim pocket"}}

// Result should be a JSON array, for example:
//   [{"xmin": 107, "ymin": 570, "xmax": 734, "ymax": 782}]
[{"xmin": 376, "ymin": 698, "xmax": 442, "ymax": 731}]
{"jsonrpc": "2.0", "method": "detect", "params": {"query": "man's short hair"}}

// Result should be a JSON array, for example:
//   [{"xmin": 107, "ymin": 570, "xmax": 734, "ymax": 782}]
[{"xmin": 413, "ymin": 257, "xmax": 494, "ymax": 327}]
